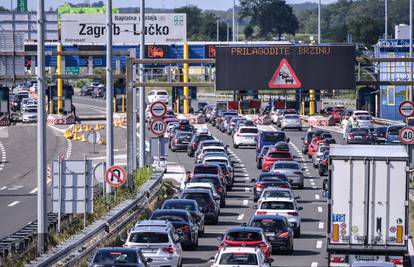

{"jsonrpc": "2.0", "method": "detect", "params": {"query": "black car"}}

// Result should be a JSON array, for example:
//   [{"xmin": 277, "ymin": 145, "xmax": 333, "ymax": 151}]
[
  {"xmin": 161, "ymin": 199, "xmax": 205, "ymax": 236},
  {"xmin": 194, "ymin": 139, "xmax": 226, "ymax": 159},
  {"xmin": 372, "ymin": 126, "xmax": 387, "ymax": 144},
  {"xmin": 197, "ymin": 102, "xmax": 208, "ymax": 113},
  {"xmin": 318, "ymin": 150, "xmax": 329, "ymax": 176},
  {"xmin": 187, "ymin": 133, "xmax": 215, "ymax": 157},
  {"xmin": 248, "ymin": 214, "xmax": 294, "ymax": 254},
  {"xmin": 9, "ymin": 94, "xmax": 22, "ymax": 112},
  {"xmin": 251, "ymin": 173, "xmax": 289, "ymax": 202},
  {"xmin": 301, "ymin": 131, "xmax": 315, "ymax": 154},
  {"xmin": 90, "ymin": 247, "xmax": 151, "ymax": 267},
  {"xmin": 189, "ymin": 174, "xmax": 226, "ymax": 207},
  {"xmin": 346, "ymin": 127, "xmax": 372, "ymax": 144},
  {"xmin": 170, "ymin": 131, "xmax": 193, "ymax": 152},
  {"xmin": 80, "ymin": 85, "xmax": 94, "ymax": 96},
  {"xmin": 149, "ymin": 209, "xmax": 199, "ymax": 249},
  {"xmin": 180, "ymin": 188, "xmax": 220, "ymax": 224}
]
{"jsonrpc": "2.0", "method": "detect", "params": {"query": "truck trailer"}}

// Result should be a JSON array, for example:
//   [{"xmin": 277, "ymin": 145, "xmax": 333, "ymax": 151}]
[{"xmin": 327, "ymin": 145, "xmax": 409, "ymax": 267}]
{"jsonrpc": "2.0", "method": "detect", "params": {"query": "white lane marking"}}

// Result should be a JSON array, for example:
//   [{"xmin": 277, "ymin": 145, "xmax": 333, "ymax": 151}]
[
  {"xmin": 315, "ymin": 194, "xmax": 320, "ymax": 200},
  {"xmin": 245, "ymin": 188, "xmax": 250, "ymax": 192},
  {"xmin": 318, "ymin": 222, "xmax": 324, "ymax": 229},
  {"xmin": 237, "ymin": 214, "xmax": 245, "ymax": 220},
  {"xmin": 8, "ymin": 201, "xmax": 20, "ymax": 207},
  {"xmin": 318, "ymin": 206, "xmax": 323, "ymax": 213},
  {"xmin": 245, "ymin": 177, "xmax": 249, "ymax": 180},
  {"xmin": 66, "ymin": 139, "xmax": 72, "ymax": 159},
  {"xmin": 313, "ymin": 185, "xmax": 317, "ymax": 189},
  {"xmin": 30, "ymin": 188, "xmax": 38, "ymax": 194},
  {"xmin": 242, "ymin": 199, "xmax": 249, "ymax": 206},
  {"xmin": 47, "ymin": 178, "xmax": 52, "ymax": 184},
  {"xmin": 310, "ymin": 179, "xmax": 314, "ymax": 182},
  {"xmin": 311, "ymin": 262, "xmax": 318, "ymax": 267},
  {"xmin": 0, "ymin": 186, "xmax": 6, "ymax": 191},
  {"xmin": 7, "ymin": 185, "xmax": 23, "ymax": 191},
  {"xmin": 310, "ymin": 182, "xmax": 315, "ymax": 186},
  {"xmin": 316, "ymin": 240, "xmax": 323, "ymax": 249}
]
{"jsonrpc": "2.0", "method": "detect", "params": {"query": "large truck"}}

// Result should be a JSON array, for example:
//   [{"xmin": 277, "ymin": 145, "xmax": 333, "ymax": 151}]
[{"xmin": 327, "ymin": 145, "xmax": 409, "ymax": 267}]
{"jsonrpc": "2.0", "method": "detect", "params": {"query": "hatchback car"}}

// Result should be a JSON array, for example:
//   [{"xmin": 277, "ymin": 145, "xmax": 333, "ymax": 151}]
[
  {"xmin": 180, "ymin": 188, "xmax": 220, "ymax": 224},
  {"xmin": 89, "ymin": 247, "xmax": 151, "ymax": 267},
  {"xmin": 270, "ymin": 161, "xmax": 304, "ymax": 189},
  {"xmin": 261, "ymin": 149, "xmax": 293, "ymax": 172},
  {"xmin": 248, "ymin": 214, "xmax": 294, "ymax": 254},
  {"xmin": 189, "ymin": 174, "xmax": 226, "ymax": 206},
  {"xmin": 209, "ymin": 247, "xmax": 272, "ymax": 267},
  {"xmin": 372, "ymin": 126, "xmax": 388, "ymax": 144},
  {"xmin": 356, "ymin": 115, "xmax": 374, "ymax": 128},
  {"xmin": 22, "ymin": 104, "xmax": 37, "ymax": 123},
  {"xmin": 346, "ymin": 127, "xmax": 372, "ymax": 144},
  {"xmin": 124, "ymin": 220, "xmax": 183, "ymax": 267},
  {"xmin": 147, "ymin": 90, "xmax": 169, "ymax": 104},
  {"xmin": 312, "ymin": 145, "xmax": 329, "ymax": 168},
  {"xmin": 217, "ymin": 227, "xmax": 272, "ymax": 259},
  {"xmin": 385, "ymin": 124, "xmax": 404, "ymax": 145},
  {"xmin": 233, "ymin": 126, "xmax": 259, "ymax": 148},
  {"xmin": 187, "ymin": 133, "xmax": 215, "ymax": 156},
  {"xmin": 170, "ymin": 131, "xmax": 193, "ymax": 152},
  {"xmin": 280, "ymin": 114, "xmax": 301, "ymax": 131},
  {"xmin": 252, "ymin": 173, "xmax": 289, "ymax": 202}
]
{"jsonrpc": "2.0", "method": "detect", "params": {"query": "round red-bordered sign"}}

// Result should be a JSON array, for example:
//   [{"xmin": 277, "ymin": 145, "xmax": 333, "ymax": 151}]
[
  {"xmin": 105, "ymin": 165, "xmax": 126, "ymax": 187},
  {"xmin": 150, "ymin": 119, "xmax": 167, "ymax": 136},
  {"xmin": 150, "ymin": 101, "xmax": 168, "ymax": 118},
  {"xmin": 399, "ymin": 126, "xmax": 414, "ymax": 145},
  {"xmin": 399, "ymin": 101, "xmax": 414, "ymax": 118}
]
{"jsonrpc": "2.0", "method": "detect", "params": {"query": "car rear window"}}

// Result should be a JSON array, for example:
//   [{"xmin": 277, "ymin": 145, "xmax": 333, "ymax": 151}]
[
  {"xmin": 263, "ymin": 191, "xmax": 292, "ymax": 198},
  {"xmin": 273, "ymin": 163, "xmax": 299, "ymax": 169},
  {"xmin": 226, "ymin": 231, "xmax": 262, "ymax": 241},
  {"xmin": 388, "ymin": 126, "xmax": 403, "ymax": 135},
  {"xmin": 176, "ymin": 132, "xmax": 193, "ymax": 139},
  {"xmin": 240, "ymin": 128, "xmax": 258, "ymax": 134},
  {"xmin": 93, "ymin": 250, "xmax": 138, "ymax": 264},
  {"xmin": 193, "ymin": 166, "xmax": 219, "ymax": 175},
  {"xmin": 284, "ymin": 115, "xmax": 299, "ymax": 119},
  {"xmin": 358, "ymin": 115, "xmax": 372, "ymax": 120},
  {"xmin": 250, "ymin": 219, "xmax": 287, "ymax": 231},
  {"xmin": 128, "ymin": 232, "xmax": 169, "ymax": 243},
  {"xmin": 262, "ymin": 132, "xmax": 285, "ymax": 143},
  {"xmin": 203, "ymin": 149, "xmax": 225, "ymax": 154},
  {"xmin": 192, "ymin": 176, "xmax": 221, "ymax": 185},
  {"xmin": 182, "ymin": 193, "xmax": 212, "ymax": 206},
  {"xmin": 219, "ymin": 253, "xmax": 258, "ymax": 265},
  {"xmin": 350, "ymin": 128, "xmax": 369, "ymax": 135},
  {"xmin": 163, "ymin": 202, "xmax": 196, "ymax": 211},
  {"xmin": 261, "ymin": 201, "xmax": 294, "ymax": 210},
  {"xmin": 267, "ymin": 152, "xmax": 291, "ymax": 159},
  {"xmin": 156, "ymin": 91, "xmax": 168, "ymax": 95},
  {"xmin": 151, "ymin": 214, "xmax": 187, "ymax": 222}
]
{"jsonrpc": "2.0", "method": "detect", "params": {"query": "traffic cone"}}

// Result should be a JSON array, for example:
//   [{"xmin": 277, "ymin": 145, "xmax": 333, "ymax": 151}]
[
  {"xmin": 80, "ymin": 134, "xmax": 86, "ymax": 142},
  {"xmin": 95, "ymin": 123, "xmax": 103, "ymax": 130},
  {"xmin": 73, "ymin": 132, "xmax": 81, "ymax": 141},
  {"xmin": 98, "ymin": 138, "xmax": 106, "ymax": 145},
  {"xmin": 83, "ymin": 124, "xmax": 89, "ymax": 131}
]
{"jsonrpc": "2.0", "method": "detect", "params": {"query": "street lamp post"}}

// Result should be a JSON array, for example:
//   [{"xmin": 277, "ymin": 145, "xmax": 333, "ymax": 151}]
[
  {"xmin": 318, "ymin": 0, "xmax": 321, "ymax": 43},
  {"xmin": 385, "ymin": 0, "xmax": 388, "ymax": 39},
  {"xmin": 232, "ymin": 0, "xmax": 235, "ymax": 42}
]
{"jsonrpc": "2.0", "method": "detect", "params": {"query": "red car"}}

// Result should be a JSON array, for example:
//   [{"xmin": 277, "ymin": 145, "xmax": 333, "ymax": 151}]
[
  {"xmin": 307, "ymin": 138, "xmax": 322, "ymax": 158},
  {"xmin": 218, "ymin": 227, "xmax": 272, "ymax": 259},
  {"xmin": 332, "ymin": 107, "xmax": 345, "ymax": 123},
  {"xmin": 261, "ymin": 149, "xmax": 293, "ymax": 172}
]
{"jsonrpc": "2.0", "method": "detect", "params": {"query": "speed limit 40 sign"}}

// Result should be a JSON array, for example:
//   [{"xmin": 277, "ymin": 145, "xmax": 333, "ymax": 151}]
[
  {"xmin": 150, "ymin": 119, "xmax": 167, "ymax": 136},
  {"xmin": 399, "ymin": 126, "xmax": 414, "ymax": 144}
]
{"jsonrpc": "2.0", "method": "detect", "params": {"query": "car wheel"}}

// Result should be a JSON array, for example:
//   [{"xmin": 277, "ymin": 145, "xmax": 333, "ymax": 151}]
[
  {"xmin": 233, "ymin": 143, "xmax": 239, "ymax": 148},
  {"xmin": 213, "ymin": 217, "xmax": 219, "ymax": 225},
  {"xmin": 302, "ymin": 147, "xmax": 307, "ymax": 154},
  {"xmin": 171, "ymin": 148, "xmax": 176, "ymax": 152},
  {"xmin": 313, "ymin": 162, "xmax": 317, "ymax": 168},
  {"xmin": 294, "ymin": 227, "xmax": 301, "ymax": 237},
  {"xmin": 298, "ymin": 127, "xmax": 302, "ymax": 131},
  {"xmin": 308, "ymin": 153, "xmax": 312, "ymax": 159},
  {"xmin": 220, "ymin": 200, "xmax": 225, "ymax": 208},
  {"xmin": 286, "ymin": 242, "xmax": 294, "ymax": 255},
  {"xmin": 299, "ymin": 184, "xmax": 304, "ymax": 190},
  {"xmin": 318, "ymin": 167, "xmax": 324, "ymax": 176}
]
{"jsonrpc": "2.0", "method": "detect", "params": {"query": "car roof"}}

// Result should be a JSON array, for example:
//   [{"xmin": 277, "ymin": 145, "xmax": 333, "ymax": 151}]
[
  {"xmin": 239, "ymin": 126, "xmax": 258, "ymax": 129},
  {"xmin": 261, "ymin": 197, "xmax": 295, "ymax": 202},
  {"xmin": 250, "ymin": 214, "xmax": 288, "ymax": 221},
  {"xmin": 226, "ymin": 226, "xmax": 263, "ymax": 233},
  {"xmin": 263, "ymin": 187, "xmax": 292, "ymax": 192},
  {"xmin": 192, "ymin": 174, "xmax": 220, "ymax": 178},
  {"xmin": 182, "ymin": 188, "xmax": 212, "ymax": 194},
  {"xmin": 194, "ymin": 163, "xmax": 220, "ymax": 168},
  {"xmin": 202, "ymin": 146, "xmax": 225, "ymax": 150},
  {"xmin": 153, "ymin": 209, "xmax": 189, "ymax": 215},
  {"xmin": 96, "ymin": 247, "xmax": 141, "ymax": 252},
  {"xmin": 163, "ymin": 199, "xmax": 197, "ymax": 205}
]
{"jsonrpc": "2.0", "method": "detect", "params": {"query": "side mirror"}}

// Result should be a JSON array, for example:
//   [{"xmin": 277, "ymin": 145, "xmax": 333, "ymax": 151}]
[
  {"xmin": 250, "ymin": 178, "xmax": 256, "ymax": 182},
  {"xmin": 120, "ymin": 234, "xmax": 127, "ymax": 243},
  {"xmin": 286, "ymin": 138, "xmax": 290, "ymax": 143},
  {"xmin": 298, "ymin": 207, "xmax": 303, "ymax": 211},
  {"xmin": 216, "ymin": 235, "xmax": 223, "ymax": 241},
  {"xmin": 146, "ymin": 258, "xmax": 153, "ymax": 263}
]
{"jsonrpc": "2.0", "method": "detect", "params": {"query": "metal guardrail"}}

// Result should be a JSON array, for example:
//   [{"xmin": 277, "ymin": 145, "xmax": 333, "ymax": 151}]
[{"xmin": 25, "ymin": 170, "xmax": 166, "ymax": 267}]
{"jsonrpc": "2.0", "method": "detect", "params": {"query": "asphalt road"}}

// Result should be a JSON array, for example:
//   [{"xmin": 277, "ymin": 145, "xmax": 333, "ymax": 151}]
[{"xmin": 167, "ymin": 123, "xmax": 345, "ymax": 267}]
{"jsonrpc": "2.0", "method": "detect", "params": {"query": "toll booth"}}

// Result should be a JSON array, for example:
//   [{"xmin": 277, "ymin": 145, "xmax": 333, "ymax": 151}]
[
  {"xmin": 172, "ymin": 86, "xmax": 197, "ymax": 113},
  {"xmin": 46, "ymin": 83, "xmax": 74, "ymax": 114}
]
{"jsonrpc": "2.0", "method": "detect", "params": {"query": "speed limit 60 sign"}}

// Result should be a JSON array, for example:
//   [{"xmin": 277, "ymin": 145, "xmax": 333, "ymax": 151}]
[
  {"xmin": 399, "ymin": 126, "xmax": 414, "ymax": 144},
  {"xmin": 150, "ymin": 119, "xmax": 167, "ymax": 136}
]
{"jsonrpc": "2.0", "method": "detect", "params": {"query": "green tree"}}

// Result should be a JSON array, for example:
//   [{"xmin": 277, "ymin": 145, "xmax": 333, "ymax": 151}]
[
  {"xmin": 174, "ymin": 5, "xmax": 204, "ymax": 39},
  {"xmin": 348, "ymin": 15, "xmax": 383, "ymax": 45},
  {"xmin": 240, "ymin": 0, "xmax": 299, "ymax": 40},
  {"xmin": 244, "ymin": 25, "xmax": 254, "ymax": 40}
]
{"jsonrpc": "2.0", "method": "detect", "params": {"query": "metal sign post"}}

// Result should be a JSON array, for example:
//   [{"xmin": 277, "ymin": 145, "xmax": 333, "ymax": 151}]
[
  {"xmin": 57, "ymin": 156, "xmax": 62, "ymax": 233},
  {"xmin": 139, "ymin": 0, "xmax": 146, "ymax": 168}
]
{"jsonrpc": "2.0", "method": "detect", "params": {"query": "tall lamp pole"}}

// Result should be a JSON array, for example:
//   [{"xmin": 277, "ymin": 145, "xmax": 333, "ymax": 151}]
[
  {"xmin": 410, "ymin": 0, "xmax": 413, "ymax": 101},
  {"xmin": 318, "ymin": 0, "xmax": 321, "ymax": 43},
  {"xmin": 232, "ymin": 0, "xmax": 236, "ymax": 42}
]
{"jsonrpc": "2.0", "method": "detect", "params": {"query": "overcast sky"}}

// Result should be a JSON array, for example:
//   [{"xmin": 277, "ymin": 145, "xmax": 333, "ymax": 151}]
[{"xmin": 21, "ymin": 0, "xmax": 337, "ymax": 11}]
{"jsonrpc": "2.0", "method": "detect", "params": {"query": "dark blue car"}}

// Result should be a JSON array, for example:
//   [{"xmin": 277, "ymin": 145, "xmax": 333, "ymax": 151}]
[{"xmin": 256, "ymin": 130, "xmax": 288, "ymax": 157}]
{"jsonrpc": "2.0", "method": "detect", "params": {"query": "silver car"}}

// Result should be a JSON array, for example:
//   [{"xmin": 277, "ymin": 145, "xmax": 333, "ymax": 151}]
[
  {"xmin": 124, "ymin": 220, "xmax": 183, "ymax": 267},
  {"xmin": 270, "ymin": 161, "xmax": 304, "ymax": 189},
  {"xmin": 356, "ymin": 115, "xmax": 374, "ymax": 128},
  {"xmin": 281, "ymin": 114, "xmax": 302, "ymax": 131},
  {"xmin": 22, "ymin": 104, "xmax": 37, "ymax": 123},
  {"xmin": 312, "ymin": 145, "xmax": 329, "ymax": 168}
]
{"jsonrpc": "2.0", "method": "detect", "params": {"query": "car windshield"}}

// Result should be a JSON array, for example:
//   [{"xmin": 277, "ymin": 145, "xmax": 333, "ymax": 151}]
[
  {"xmin": 375, "ymin": 127, "xmax": 387, "ymax": 134},
  {"xmin": 240, "ymin": 128, "xmax": 258, "ymax": 134},
  {"xmin": 26, "ymin": 108, "xmax": 37, "ymax": 113},
  {"xmin": 93, "ymin": 250, "xmax": 139, "ymax": 264},
  {"xmin": 267, "ymin": 152, "xmax": 290, "ymax": 159},
  {"xmin": 192, "ymin": 176, "xmax": 221, "ymax": 186},
  {"xmin": 128, "ymin": 232, "xmax": 169, "ymax": 243},
  {"xmin": 176, "ymin": 132, "xmax": 193, "ymax": 139},
  {"xmin": 263, "ymin": 190, "xmax": 292, "ymax": 198},
  {"xmin": 157, "ymin": 91, "xmax": 168, "ymax": 95},
  {"xmin": 151, "ymin": 214, "xmax": 187, "ymax": 222},
  {"xmin": 163, "ymin": 202, "xmax": 196, "ymax": 211},
  {"xmin": 182, "ymin": 193, "xmax": 211, "ymax": 206},
  {"xmin": 250, "ymin": 219, "xmax": 287, "ymax": 231},
  {"xmin": 193, "ymin": 166, "xmax": 218, "ymax": 175},
  {"xmin": 226, "ymin": 231, "xmax": 262, "ymax": 241},
  {"xmin": 259, "ymin": 174, "xmax": 287, "ymax": 181},
  {"xmin": 219, "ymin": 253, "xmax": 258, "ymax": 265},
  {"xmin": 285, "ymin": 115, "xmax": 299, "ymax": 119},
  {"xmin": 273, "ymin": 163, "xmax": 299, "ymax": 169},
  {"xmin": 262, "ymin": 132, "xmax": 285, "ymax": 142},
  {"xmin": 205, "ymin": 159, "xmax": 228, "ymax": 165},
  {"xmin": 350, "ymin": 128, "xmax": 369, "ymax": 135},
  {"xmin": 358, "ymin": 115, "xmax": 372, "ymax": 120},
  {"xmin": 261, "ymin": 201, "xmax": 294, "ymax": 210}
]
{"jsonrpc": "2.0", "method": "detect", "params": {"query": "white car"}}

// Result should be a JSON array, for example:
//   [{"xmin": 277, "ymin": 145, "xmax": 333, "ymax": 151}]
[
  {"xmin": 255, "ymin": 197, "xmax": 302, "ymax": 237},
  {"xmin": 233, "ymin": 126, "xmax": 258, "ymax": 148},
  {"xmin": 196, "ymin": 146, "xmax": 227, "ymax": 163},
  {"xmin": 349, "ymin": 110, "xmax": 370, "ymax": 122},
  {"xmin": 22, "ymin": 104, "xmax": 37, "ymax": 123},
  {"xmin": 258, "ymin": 187, "xmax": 298, "ymax": 207},
  {"xmin": 124, "ymin": 220, "xmax": 183, "ymax": 267},
  {"xmin": 209, "ymin": 247, "xmax": 273, "ymax": 267},
  {"xmin": 356, "ymin": 115, "xmax": 374, "ymax": 128},
  {"xmin": 148, "ymin": 90, "xmax": 169, "ymax": 104},
  {"xmin": 280, "ymin": 114, "xmax": 302, "ymax": 131}
]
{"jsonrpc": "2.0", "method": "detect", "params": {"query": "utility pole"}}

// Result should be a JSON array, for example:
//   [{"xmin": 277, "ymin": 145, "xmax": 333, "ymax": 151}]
[
  {"xmin": 216, "ymin": 19, "xmax": 219, "ymax": 42},
  {"xmin": 139, "ymin": 0, "xmax": 146, "ymax": 167},
  {"xmin": 385, "ymin": 0, "xmax": 388, "ymax": 39},
  {"xmin": 106, "ymin": 0, "xmax": 114, "ymax": 184},
  {"xmin": 37, "ymin": 0, "xmax": 48, "ymax": 255},
  {"xmin": 227, "ymin": 24, "xmax": 229, "ymax": 42},
  {"xmin": 318, "ymin": 0, "xmax": 321, "ymax": 43},
  {"xmin": 232, "ymin": 0, "xmax": 236, "ymax": 42},
  {"xmin": 410, "ymin": 0, "xmax": 413, "ymax": 101}
]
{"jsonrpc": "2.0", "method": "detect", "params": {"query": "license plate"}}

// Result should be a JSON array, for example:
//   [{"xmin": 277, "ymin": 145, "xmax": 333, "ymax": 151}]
[
  {"xmin": 355, "ymin": 255, "xmax": 380, "ymax": 261},
  {"xmin": 142, "ymin": 248, "xmax": 157, "ymax": 253},
  {"xmin": 265, "ymin": 232, "xmax": 275, "ymax": 237},
  {"xmin": 182, "ymin": 141, "xmax": 189, "ymax": 144},
  {"xmin": 354, "ymin": 136, "xmax": 362, "ymax": 138}
]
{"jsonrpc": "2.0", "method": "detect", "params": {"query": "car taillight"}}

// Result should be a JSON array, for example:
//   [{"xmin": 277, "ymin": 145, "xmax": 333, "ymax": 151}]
[
  {"xmin": 178, "ymin": 225, "xmax": 191, "ymax": 232},
  {"xmin": 389, "ymin": 258, "xmax": 404, "ymax": 264},
  {"xmin": 362, "ymin": 134, "xmax": 369, "ymax": 138},
  {"xmin": 293, "ymin": 171, "xmax": 302, "ymax": 175},
  {"xmin": 216, "ymin": 186, "xmax": 223, "ymax": 192},
  {"xmin": 174, "ymin": 139, "xmax": 178, "ymax": 144},
  {"xmin": 287, "ymin": 212, "xmax": 298, "ymax": 216},
  {"xmin": 192, "ymin": 143, "xmax": 197, "ymax": 148},
  {"xmin": 330, "ymin": 257, "xmax": 345, "ymax": 263},
  {"xmin": 256, "ymin": 211, "xmax": 267, "ymax": 215},
  {"xmin": 256, "ymin": 184, "xmax": 265, "ymax": 189},
  {"xmin": 162, "ymin": 247, "xmax": 174, "ymax": 253},
  {"xmin": 322, "ymin": 159, "xmax": 328, "ymax": 165},
  {"xmin": 348, "ymin": 134, "xmax": 354, "ymax": 138},
  {"xmin": 280, "ymin": 184, "xmax": 290, "ymax": 188},
  {"xmin": 277, "ymin": 232, "xmax": 289, "ymax": 238}
]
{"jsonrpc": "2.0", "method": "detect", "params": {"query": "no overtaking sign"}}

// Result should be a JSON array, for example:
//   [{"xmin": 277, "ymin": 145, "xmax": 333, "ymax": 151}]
[{"xmin": 399, "ymin": 101, "xmax": 414, "ymax": 118}]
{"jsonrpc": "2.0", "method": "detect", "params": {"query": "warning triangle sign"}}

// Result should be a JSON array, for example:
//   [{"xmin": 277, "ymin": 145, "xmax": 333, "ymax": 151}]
[{"xmin": 268, "ymin": 58, "xmax": 302, "ymax": 89}]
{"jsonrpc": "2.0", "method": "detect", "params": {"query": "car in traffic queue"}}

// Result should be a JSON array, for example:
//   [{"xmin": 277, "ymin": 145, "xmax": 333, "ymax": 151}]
[
  {"xmin": 275, "ymin": 109, "xmax": 298, "ymax": 127},
  {"xmin": 217, "ymin": 227, "xmax": 272, "ymax": 260},
  {"xmin": 372, "ymin": 126, "xmax": 388, "ymax": 144},
  {"xmin": 184, "ymin": 182, "xmax": 223, "ymax": 208},
  {"xmin": 256, "ymin": 145, "xmax": 273, "ymax": 169},
  {"xmin": 233, "ymin": 126, "xmax": 259, "ymax": 148},
  {"xmin": 349, "ymin": 110, "xmax": 370, "ymax": 121},
  {"xmin": 247, "ymin": 214, "xmax": 294, "ymax": 254},
  {"xmin": 201, "ymin": 158, "xmax": 234, "ymax": 189},
  {"xmin": 318, "ymin": 150, "xmax": 329, "ymax": 176},
  {"xmin": 280, "ymin": 114, "xmax": 302, "ymax": 131},
  {"xmin": 123, "ymin": 220, "xmax": 183, "ymax": 267},
  {"xmin": 255, "ymin": 197, "xmax": 303, "ymax": 237},
  {"xmin": 308, "ymin": 132, "xmax": 329, "ymax": 158},
  {"xmin": 332, "ymin": 106, "xmax": 346, "ymax": 123},
  {"xmin": 301, "ymin": 130, "xmax": 316, "ymax": 154},
  {"xmin": 170, "ymin": 131, "xmax": 193, "ymax": 152},
  {"xmin": 356, "ymin": 114, "xmax": 374, "ymax": 129},
  {"xmin": 195, "ymin": 146, "xmax": 228, "ymax": 163},
  {"xmin": 22, "ymin": 104, "xmax": 37, "ymax": 123},
  {"xmin": 269, "ymin": 161, "xmax": 305, "ymax": 189},
  {"xmin": 190, "ymin": 163, "xmax": 226, "ymax": 186},
  {"xmin": 257, "ymin": 187, "xmax": 299, "ymax": 207},
  {"xmin": 227, "ymin": 116, "xmax": 245, "ymax": 135},
  {"xmin": 179, "ymin": 188, "xmax": 220, "ymax": 224},
  {"xmin": 187, "ymin": 131, "xmax": 215, "ymax": 157},
  {"xmin": 149, "ymin": 209, "xmax": 199, "ymax": 249},
  {"xmin": 261, "ymin": 148, "xmax": 293, "ymax": 172},
  {"xmin": 215, "ymin": 110, "xmax": 239, "ymax": 129},
  {"xmin": 385, "ymin": 124, "xmax": 405, "ymax": 145},
  {"xmin": 345, "ymin": 127, "xmax": 372, "ymax": 145},
  {"xmin": 251, "ymin": 172, "xmax": 290, "ymax": 202},
  {"xmin": 256, "ymin": 130, "xmax": 288, "ymax": 157},
  {"xmin": 161, "ymin": 199, "xmax": 205, "ymax": 236},
  {"xmin": 312, "ymin": 144, "xmax": 329, "ymax": 168},
  {"xmin": 209, "ymin": 247, "xmax": 273, "ymax": 267},
  {"xmin": 89, "ymin": 247, "xmax": 152, "ymax": 267},
  {"xmin": 194, "ymin": 139, "xmax": 226, "ymax": 159},
  {"xmin": 147, "ymin": 90, "xmax": 169, "ymax": 104},
  {"xmin": 188, "ymin": 174, "xmax": 226, "ymax": 207}
]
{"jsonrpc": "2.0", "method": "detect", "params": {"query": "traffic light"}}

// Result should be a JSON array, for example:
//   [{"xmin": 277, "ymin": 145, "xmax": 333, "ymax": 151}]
[{"xmin": 25, "ymin": 56, "xmax": 32, "ymax": 69}]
